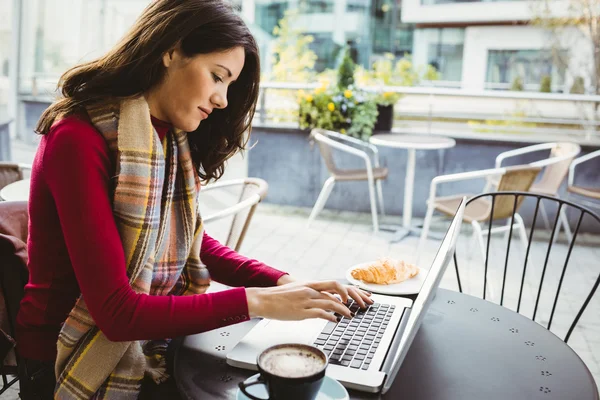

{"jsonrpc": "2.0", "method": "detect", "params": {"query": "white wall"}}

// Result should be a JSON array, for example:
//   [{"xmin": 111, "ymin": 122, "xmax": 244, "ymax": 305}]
[
  {"xmin": 460, "ymin": 25, "xmax": 591, "ymax": 91},
  {"xmin": 402, "ymin": 0, "xmax": 570, "ymax": 24}
]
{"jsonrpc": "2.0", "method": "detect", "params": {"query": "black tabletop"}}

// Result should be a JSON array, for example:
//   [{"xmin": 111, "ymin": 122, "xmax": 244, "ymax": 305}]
[{"xmin": 174, "ymin": 289, "xmax": 599, "ymax": 400}]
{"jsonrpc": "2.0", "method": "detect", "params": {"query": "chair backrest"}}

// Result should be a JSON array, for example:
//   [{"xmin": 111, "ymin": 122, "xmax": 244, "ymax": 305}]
[
  {"xmin": 0, "ymin": 163, "xmax": 24, "ymax": 191},
  {"xmin": 534, "ymin": 142, "xmax": 581, "ymax": 195},
  {"xmin": 310, "ymin": 128, "xmax": 372, "ymax": 176},
  {"xmin": 201, "ymin": 178, "xmax": 268, "ymax": 252},
  {"xmin": 311, "ymin": 130, "xmax": 339, "ymax": 175},
  {"xmin": 491, "ymin": 165, "xmax": 542, "ymax": 220},
  {"xmin": 454, "ymin": 192, "xmax": 600, "ymax": 344},
  {"xmin": 0, "ymin": 201, "xmax": 28, "ymax": 392}
]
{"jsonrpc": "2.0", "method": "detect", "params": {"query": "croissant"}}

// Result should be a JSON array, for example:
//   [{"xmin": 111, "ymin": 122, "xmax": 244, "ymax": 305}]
[{"xmin": 351, "ymin": 259, "xmax": 419, "ymax": 285}]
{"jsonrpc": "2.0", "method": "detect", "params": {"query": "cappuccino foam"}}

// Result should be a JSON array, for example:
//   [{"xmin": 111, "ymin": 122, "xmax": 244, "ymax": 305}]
[{"xmin": 261, "ymin": 348, "xmax": 325, "ymax": 378}]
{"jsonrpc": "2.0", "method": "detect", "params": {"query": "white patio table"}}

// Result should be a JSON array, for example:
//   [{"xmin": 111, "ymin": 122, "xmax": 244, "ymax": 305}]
[
  {"xmin": 0, "ymin": 179, "xmax": 30, "ymax": 202},
  {"xmin": 369, "ymin": 133, "xmax": 455, "ymax": 241}
]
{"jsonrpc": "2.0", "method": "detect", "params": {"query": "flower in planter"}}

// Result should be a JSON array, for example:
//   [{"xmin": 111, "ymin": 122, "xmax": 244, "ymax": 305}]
[{"xmin": 299, "ymin": 47, "xmax": 378, "ymax": 140}]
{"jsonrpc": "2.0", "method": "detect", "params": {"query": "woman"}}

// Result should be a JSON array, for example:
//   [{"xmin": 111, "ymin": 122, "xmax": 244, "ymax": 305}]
[{"xmin": 15, "ymin": 1, "xmax": 371, "ymax": 399}]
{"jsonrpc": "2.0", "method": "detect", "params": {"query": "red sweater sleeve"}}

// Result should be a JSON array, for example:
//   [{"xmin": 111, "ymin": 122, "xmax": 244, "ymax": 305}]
[
  {"xmin": 201, "ymin": 232, "xmax": 287, "ymax": 287},
  {"xmin": 43, "ymin": 119, "xmax": 250, "ymax": 342}
]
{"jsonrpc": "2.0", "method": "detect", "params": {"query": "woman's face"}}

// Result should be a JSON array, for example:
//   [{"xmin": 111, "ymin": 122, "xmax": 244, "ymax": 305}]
[{"xmin": 147, "ymin": 46, "xmax": 245, "ymax": 132}]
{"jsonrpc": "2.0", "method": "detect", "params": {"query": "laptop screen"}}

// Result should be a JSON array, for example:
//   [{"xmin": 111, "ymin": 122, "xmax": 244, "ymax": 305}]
[{"xmin": 382, "ymin": 198, "xmax": 465, "ymax": 393}]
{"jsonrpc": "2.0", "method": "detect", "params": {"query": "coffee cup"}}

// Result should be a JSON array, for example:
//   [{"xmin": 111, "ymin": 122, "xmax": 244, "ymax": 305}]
[{"xmin": 238, "ymin": 343, "xmax": 328, "ymax": 400}]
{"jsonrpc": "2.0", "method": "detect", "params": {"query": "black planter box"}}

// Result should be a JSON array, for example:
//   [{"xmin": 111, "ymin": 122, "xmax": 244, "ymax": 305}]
[{"xmin": 374, "ymin": 104, "xmax": 394, "ymax": 132}]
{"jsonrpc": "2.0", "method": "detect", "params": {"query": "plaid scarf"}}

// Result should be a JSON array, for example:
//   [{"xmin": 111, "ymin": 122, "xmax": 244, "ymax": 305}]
[{"xmin": 54, "ymin": 96, "xmax": 211, "ymax": 399}]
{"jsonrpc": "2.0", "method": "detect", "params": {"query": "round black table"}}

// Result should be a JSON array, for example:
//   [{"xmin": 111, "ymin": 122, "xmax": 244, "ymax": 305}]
[{"xmin": 174, "ymin": 289, "xmax": 599, "ymax": 399}]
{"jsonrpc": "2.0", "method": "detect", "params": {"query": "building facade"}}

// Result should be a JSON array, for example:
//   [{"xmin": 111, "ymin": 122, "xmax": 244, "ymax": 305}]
[
  {"xmin": 402, "ymin": 0, "xmax": 590, "ymax": 92},
  {"xmin": 3, "ymin": 0, "xmax": 593, "ymax": 103},
  {"xmin": 240, "ymin": 0, "xmax": 590, "ymax": 93}
]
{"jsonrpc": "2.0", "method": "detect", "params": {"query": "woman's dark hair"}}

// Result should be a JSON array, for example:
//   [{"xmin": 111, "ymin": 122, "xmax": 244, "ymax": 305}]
[{"xmin": 37, "ymin": 0, "xmax": 260, "ymax": 182}]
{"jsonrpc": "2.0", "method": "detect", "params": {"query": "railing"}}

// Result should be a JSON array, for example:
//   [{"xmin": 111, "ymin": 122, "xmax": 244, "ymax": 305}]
[
  {"xmin": 11, "ymin": 75, "xmax": 600, "ymax": 142},
  {"xmin": 257, "ymin": 82, "xmax": 600, "ymax": 141}
]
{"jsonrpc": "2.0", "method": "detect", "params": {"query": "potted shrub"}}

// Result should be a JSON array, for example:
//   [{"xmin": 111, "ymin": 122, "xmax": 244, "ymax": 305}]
[
  {"xmin": 540, "ymin": 75, "xmax": 552, "ymax": 93},
  {"xmin": 299, "ymin": 48, "xmax": 378, "ymax": 140}
]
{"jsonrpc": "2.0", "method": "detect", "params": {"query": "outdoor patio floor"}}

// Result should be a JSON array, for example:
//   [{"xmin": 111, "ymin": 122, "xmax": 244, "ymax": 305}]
[
  {"xmin": 2, "ymin": 138, "xmax": 599, "ymax": 397},
  {"xmin": 2, "ymin": 202, "xmax": 599, "ymax": 398}
]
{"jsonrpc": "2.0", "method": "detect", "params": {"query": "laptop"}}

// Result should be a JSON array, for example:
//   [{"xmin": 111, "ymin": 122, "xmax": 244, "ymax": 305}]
[{"xmin": 227, "ymin": 198, "xmax": 465, "ymax": 394}]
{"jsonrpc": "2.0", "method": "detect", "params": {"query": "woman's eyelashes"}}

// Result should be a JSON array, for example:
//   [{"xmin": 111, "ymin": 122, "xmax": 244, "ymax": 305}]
[{"xmin": 212, "ymin": 73, "xmax": 223, "ymax": 83}]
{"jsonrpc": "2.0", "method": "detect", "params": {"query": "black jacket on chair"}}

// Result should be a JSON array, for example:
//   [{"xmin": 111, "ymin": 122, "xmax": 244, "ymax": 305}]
[{"xmin": 0, "ymin": 201, "xmax": 29, "ymax": 386}]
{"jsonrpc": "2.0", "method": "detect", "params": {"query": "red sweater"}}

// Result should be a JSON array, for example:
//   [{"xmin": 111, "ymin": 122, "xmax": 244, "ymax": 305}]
[{"xmin": 16, "ymin": 115, "xmax": 286, "ymax": 361}]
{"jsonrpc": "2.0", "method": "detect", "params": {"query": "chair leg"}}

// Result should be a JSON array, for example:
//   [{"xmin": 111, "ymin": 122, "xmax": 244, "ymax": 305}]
[
  {"xmin": 513, "ymin": 213, "xmax": 529, "ymax": 251},
  {"xmin": 559, "ymin": 207, "xmax": 573, "ymax": 243},
  {"xmin": 539, "ymin": 201, "xmax": 551, "ymax": 230},
  {"xmin": 502, "ymin": 219, "xmax": 512, "ymax": 244},
  {"xmin": 375, "ymin": 179, "xmax": 385, "ymax": 216},
  {"xmin": 416, "ymin": 203, "xmax": 435, "ymax": 265},
  {"xmin": 541, "ymin": 201, "xmax": 565, "ymax": 245},
  {"xmin": 367, "ymin": 179, "xmax": 379, "ymax": 232},
  {"xmin": 472, "ymin": 220, "xmax": 495, "ymax": 301},
  {"xmin": 472, "ymin": 221, "xmax": 488, "ymax": 263},
  {"xmin": 308, "ymin": 177, "xmax": 336, "ymax": 227}
]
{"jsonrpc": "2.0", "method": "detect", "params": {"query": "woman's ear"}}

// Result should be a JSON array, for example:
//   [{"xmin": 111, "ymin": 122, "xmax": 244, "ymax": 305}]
[{"xmin": 162, "ymin": 49, "xmax": 176, "ymax": 68}]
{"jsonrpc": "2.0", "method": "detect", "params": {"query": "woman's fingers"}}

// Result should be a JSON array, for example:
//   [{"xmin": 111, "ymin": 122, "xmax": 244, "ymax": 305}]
[
  {"xmin": 348, "ymin": 286, "xmax": 367, "ymax": 308},
  {"xmin": 322, "ymin": 291, "xmax": 343, "ymax": 304},
  {"xmin": 348, "ymin": 286, "xmax": 374, "ymax": 308},
  {"xmin": 307, "ymin": 299, "xmax": 352, "ymax": 319},
  {"xmin": 305, "ymin": 281, "xmax": 349, "ymax": 303},
  {"xmin": 304, "ymin": 309, "xmax": 338, "ymax": 323}
]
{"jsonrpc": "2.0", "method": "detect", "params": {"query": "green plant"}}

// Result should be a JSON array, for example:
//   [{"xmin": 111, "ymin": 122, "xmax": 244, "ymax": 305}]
[
  {"xmin": 422, "ymin": 64, "xmax": 441, "ymax": 81},
  {"xmin": 355, "ymin": 53, "xmax": 439, "ymax": 106},
  {"xmin": 267, "ymin": 10, "xmax": 318, "ymax": 123},
  {"xmin": 570, "ymin": 76, "xmax": 585, "ymax": 94},
  {"xmin": 299, "ymin": 47, "xmax": 378, "ymax": 140},
  {"xmin": 540, "ymin": 75, "xmax": 552, "ymax": 92},
  {"xmin": 270, "ymin": 10, "xmax": 317, "ymax": 82},
  {"xmin": 337, "ymin": 47, "xmax": 355, "ymax": 90},
  {"xmin": 511, "ymin": 76, "xmax": 524, "ymax": 91}
]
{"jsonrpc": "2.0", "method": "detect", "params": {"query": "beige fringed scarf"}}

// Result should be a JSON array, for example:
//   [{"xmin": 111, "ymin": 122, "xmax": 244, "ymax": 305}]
[{"xmin": 54, "ymin": 96, "xmax": 211, "ymax": 399}]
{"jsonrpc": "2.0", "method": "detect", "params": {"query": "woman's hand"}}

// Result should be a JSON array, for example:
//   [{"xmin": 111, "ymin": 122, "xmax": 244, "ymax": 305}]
[
  {"xmin": 277, "ymin": 275, "xmax": 373, "ymax": 309},
  {"xmin": 247, "ymin": 280, "xmax": 373, "ymax": 323}
]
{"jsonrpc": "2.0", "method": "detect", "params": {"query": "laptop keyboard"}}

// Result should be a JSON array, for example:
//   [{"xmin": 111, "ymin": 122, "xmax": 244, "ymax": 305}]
[{"xmin": 312, "ymin": 300, "xmax": 396, "ymax": 370}]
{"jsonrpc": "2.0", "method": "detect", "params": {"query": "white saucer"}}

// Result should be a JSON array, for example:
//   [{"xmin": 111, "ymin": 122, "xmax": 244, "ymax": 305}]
[
  {"xmin": 236, "ymin": 373, "xmax": 349, "ymax": 400},
  {"xmin": 346, "ymin": 262, "xmax": 428, "ymax": 295}
]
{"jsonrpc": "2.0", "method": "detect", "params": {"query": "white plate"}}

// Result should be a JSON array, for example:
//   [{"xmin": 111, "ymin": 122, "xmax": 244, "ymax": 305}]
[
  {"xmin": 345, "ymin": 262, "xmax": 428, "ymax": 295},
  {"xmin": 236, "ymin": 373, "xmax": 349, "ymax": 400}
]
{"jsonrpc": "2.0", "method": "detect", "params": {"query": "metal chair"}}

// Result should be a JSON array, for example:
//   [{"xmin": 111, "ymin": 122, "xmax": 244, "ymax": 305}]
[
  {"xmin": 453, "ymin": 192, "xmax": 600, "ymax": 344},
  {"xmin": 418, "ymin": 142, "xmax": 581, "ymax": 262},
  {"xmin": 0, "ymin": 163, "xmax": 32, "ymax": 191},
  {"xmin": 418, "ymin": 165, "xmax": 542, "ymax": 264},
  {"xmin": 489, "ymin": 142, "xmax": 581, "ymax": 242},
  {"xmin": 0, "ymin": 201, "xmax": 29, "ymax": 395},
  {"xmin": 200, "ymin": 178, "xmax": 268, "ymax": 252},
  {"xmin": 308, "ymin": 129, "xmax": 387, "ymax": 232},
  {"xmin": 567, "ymin": 149, "xmax": 600, "ymax": 211}
]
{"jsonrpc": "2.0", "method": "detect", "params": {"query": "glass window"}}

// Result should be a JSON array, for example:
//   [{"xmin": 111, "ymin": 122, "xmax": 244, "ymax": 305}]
[
  {"xmin": 255, "ymin": 1, "xmax": 288, "ymax": 36},
  {"xmin": 486, "ymin": 49, "xmax": 567, "ymax": 90},
  {"xmin": 307, "ymin": 32, "xmax": 341, "ymax": 72},
  {"xmin": 422, "ymin": 0, "xmax": 523, "ymax": 4},
  {"xmin": 371, "ymin": 0, "xmax": 414, "ymax": 57},
  {"xmin": 18, "ymin": 0, "xmax": 149, "ymax": 96},
  {"xmin": 298, "ymin": 0, "xmax": 334, "ymax": 13},
  {"xmin": 347, "ymin": 0, "xmax": 370, "ymax": 12},
  {"xmin": 0, "ymin": 0, "xmax": 11, "ymax": 117},
  {"xmin": 417, "ymin": 28, "xmax": 464, "ymax": 81}
]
